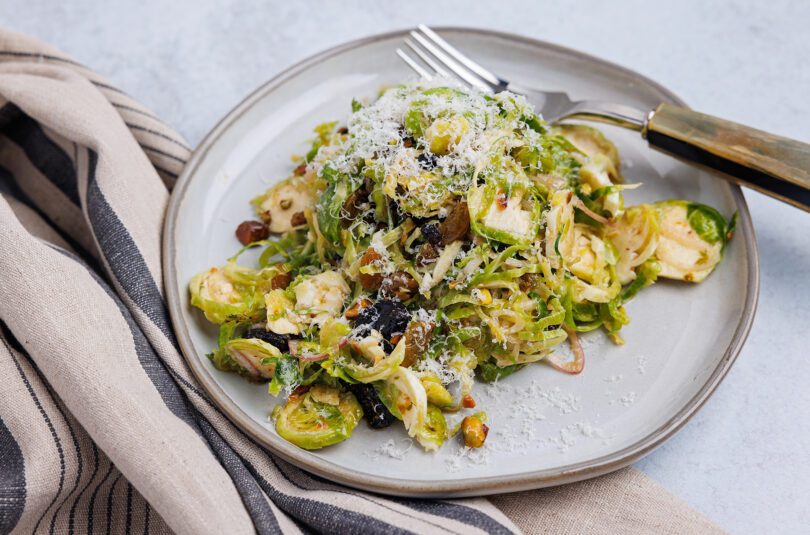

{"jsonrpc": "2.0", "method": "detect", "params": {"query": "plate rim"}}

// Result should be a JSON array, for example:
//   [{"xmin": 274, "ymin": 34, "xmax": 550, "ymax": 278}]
[{"xmin": 163, "ymin": 26, "xmax": 760, "ymax": 497}]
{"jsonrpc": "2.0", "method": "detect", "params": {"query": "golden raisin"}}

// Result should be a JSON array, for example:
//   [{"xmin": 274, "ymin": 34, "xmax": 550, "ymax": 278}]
[
  {"xmin": 518, "ymin": 273, "xmax": 538, "ymax": 292},
  {"xmin": 381, "ymin": 271, "xmax": 419, "ymax": 301},
  {"xmin": 438, "ymin": 201, "xmax": 470, "ymax": 245},
  {"xmin": 358, "ymin": 249, "xmax": 384, "ymax": 290},
  {"xmin": 345, "ymin": 298, "xmax": 372, "ymax": 319},
  {"xmin": 462, "ymin": 395, "xmax": 476, "ymax": 409},
  {"xmin": 271, "ymin": 272, "xmax": 292, "ymax": 290},
  {"xmin": 403, "ymin": 320, "xmax": 433, "ymax": 367},
  {"xmin": 293, "ymin": 163, "xmax": 307, "ymax": 176},
  {"xmin": 416, "ymin": 243, "xmax": 439, "ymax": 266}
]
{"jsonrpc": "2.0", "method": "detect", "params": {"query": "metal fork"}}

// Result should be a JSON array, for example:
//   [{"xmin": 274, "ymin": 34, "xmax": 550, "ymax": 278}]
[{"xmin": 397, "ymin": 25, "xmax": 810, "ymax": 212}]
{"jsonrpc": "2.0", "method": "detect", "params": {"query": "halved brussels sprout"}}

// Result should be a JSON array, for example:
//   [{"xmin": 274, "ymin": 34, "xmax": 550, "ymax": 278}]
[
  {"xmin": 415, "ymin": 405, "xmax": 448, "ymax": 451},
  {"xmin": 350, "ymin": 330, "xmax": 388, "ymax": 365},
  {"xmin": 252, "ymin": 176, "xmax": 315, "ymax": 234},
  {"xmin": 319, "ymin": 318, "xmax": 351, "ymax": 358},
  {"xmin": 223, "ymin": 338, "xmax": 282, "ymax": 379},
  {"xmin": 553, "ymin": 124, "xmax": 621, "ymax": 178},
  {"xmin": 189, "ymin": 267, "xmax": 260, "ymax": 324},
  {"xmin": 265, "ymin": 289, "xmax": 301, "ymax": 335},
  {"xmin": 468, "ymin": 182, "xmax": 539, "ymax": 245},
  {"xmin": 343, "ymin": 337, "xmax": 406, "ymax": 383},
  {"xmin": 384, "ymin": 366, "xmax": 428, "ymax": 438},
  {"xmin": 274, "ymin": 387, "xmax": 363, "ymax": 450},
  {"xmin": 654, "ymin": 201, "xmax": 729, "ymax": 283},
  {"xmin": 420, "ymin": 375, "xmax": 454, "ymax": 408},
  {"xmin": 605, "ymin": 204, "xmax": 660, "ymax": 285},
  {"xmin": 425, "ymin": 115, "xmax": 470, "ymax": 154},
  {"xmin": 294, "ymin": 270, "xmax": 350, "ymax": 326},
  {"xmin": 382, "ymin": 149, "xmax": 450, "ymax": 217},
  {"xmin": 403, "ymin": 87, "xmax": 466, "ymax": 139},
  {"xmin": 553, "ymin": 125, "xmax": 624, "ymax": 218}
]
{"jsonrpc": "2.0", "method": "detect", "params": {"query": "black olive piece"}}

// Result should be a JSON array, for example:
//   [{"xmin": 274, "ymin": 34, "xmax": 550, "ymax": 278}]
[
  {"xmin": 353, "ymin": 299, "xmax": 411, "ymax": 341},
  {"xmin": 348, "ymin": 383, "xmax": 396, "ymax": 429},
  {"xmin": 420, "ymin": 223, "xmax": 442, "ymax": 245},
  {"xmin": 243, "ymin": 328, "xmax": 290, "ymax": 353},
  {"xmin": 417, "ymin": 152, "xmax": 439, "ymax": 170}
]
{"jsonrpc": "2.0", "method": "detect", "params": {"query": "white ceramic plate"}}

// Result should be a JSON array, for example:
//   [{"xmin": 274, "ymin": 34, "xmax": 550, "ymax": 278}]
[{"xmin": 164, "ymin": 28, "xmax": 758, "ymax": 497}]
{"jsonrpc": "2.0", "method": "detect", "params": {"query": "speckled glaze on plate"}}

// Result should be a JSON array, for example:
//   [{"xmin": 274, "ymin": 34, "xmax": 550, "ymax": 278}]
[{"xmin": 163, "ymin": 28, "xmax": 758, "ymax": 497}]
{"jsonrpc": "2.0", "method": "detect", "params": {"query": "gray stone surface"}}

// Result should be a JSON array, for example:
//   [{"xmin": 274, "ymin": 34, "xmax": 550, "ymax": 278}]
[{"xmin": 3, "ymin": 1, "xmax": 809, "ymax": 532}]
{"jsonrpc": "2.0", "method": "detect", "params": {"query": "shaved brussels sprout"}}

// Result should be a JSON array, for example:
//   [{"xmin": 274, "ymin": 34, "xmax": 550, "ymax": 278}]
[
  {"xmin": 223, "ymin": 338, "xmax": 282, "ymax": 379},
  {"xmin": 544, "ymin": 189, "xmax": 576, "ymax": 266},
  {"xmin": 654, "ymin": 201, "xmax": 730, "ymax": 282},
  {"xmin": 273, "ymin": 387, "xmax": 363, "ymax": 450}
]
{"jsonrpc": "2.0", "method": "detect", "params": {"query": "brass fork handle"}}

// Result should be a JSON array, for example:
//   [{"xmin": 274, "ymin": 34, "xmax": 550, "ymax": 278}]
[{"xmin": 644, "ymin": 103, "xmax": 810, "ymax": 211}]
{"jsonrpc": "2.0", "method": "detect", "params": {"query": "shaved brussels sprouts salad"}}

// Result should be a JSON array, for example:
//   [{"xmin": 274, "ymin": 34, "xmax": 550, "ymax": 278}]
[{"xmin": 190, "ymin": 79, "xmax": 735, "ymax": 452}]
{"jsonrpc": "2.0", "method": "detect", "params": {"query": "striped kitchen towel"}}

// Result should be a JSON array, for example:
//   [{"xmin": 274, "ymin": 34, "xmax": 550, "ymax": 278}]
[{"xmin": 0, "ymin": 27, "xmax": 723, "ymax": 535}]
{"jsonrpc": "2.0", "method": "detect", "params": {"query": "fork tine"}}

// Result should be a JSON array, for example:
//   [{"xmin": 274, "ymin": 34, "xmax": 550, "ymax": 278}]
[
  {"xmin": 404, "ymin": 38, "xmax": 450, "ymax": 78},
  {"xmin": 408, "ymin": 31, "xmax": 493, "ymax": 93},
  {"xmin": 417, "ymin": 25, "xmax": 507, "ymax": 89},
  {"xmin": 396, "ymin": 48, "xmax": 433, "ymax": 80}
]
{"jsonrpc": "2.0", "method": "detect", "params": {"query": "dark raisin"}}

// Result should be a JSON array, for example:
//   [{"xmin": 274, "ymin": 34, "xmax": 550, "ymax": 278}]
[
  {"xmin": 421, "ymin": 223, "xmax": 442, "ymax": 245},
  {"xmin": 417, "ymin": 151, "xmax": 438, "ymax": 169},
  {"xmin": 337, "ymin": 126, "xmax": 349, "ymax": 135},
  {"xmin": 354, "ymin": 300, "xmax": 411, "ymax": 341},
  {"xmin": 243, "ymin": 328, "xmax": 289, "ymax": 353},
  {"xmin": 348, "ymin": 383, "xmax": 395, "ymax": 429},
  {"xmin": 235, "ymin": 220, "xmax": 269, "ymax": 245},
  {"xmin": 290, "ymin": 211, "xmax": 307, "ymax": 227},
  {"xmin": 403, "ymin": 137, "xmax": 414, "ymax": 148}
]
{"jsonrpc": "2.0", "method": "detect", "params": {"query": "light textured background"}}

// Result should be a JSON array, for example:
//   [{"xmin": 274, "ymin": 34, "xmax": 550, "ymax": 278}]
[{"xmin": 4, "ymin": 1, "xmax": 809, "ymax": 533}]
